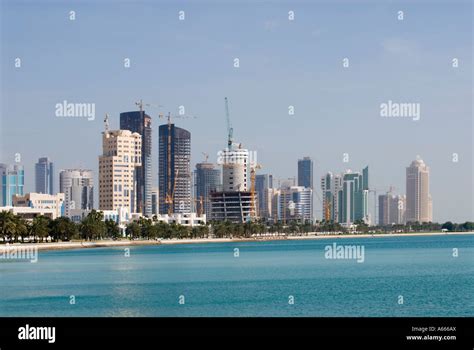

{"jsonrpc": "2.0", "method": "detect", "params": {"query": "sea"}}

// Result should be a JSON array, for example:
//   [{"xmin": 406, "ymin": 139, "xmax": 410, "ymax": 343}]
[{"xmin": 1, "ymin": 234, "xmax": 473, "ymax": 317}]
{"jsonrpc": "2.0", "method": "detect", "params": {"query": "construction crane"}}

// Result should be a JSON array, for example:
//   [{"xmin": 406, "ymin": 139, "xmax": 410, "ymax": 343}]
[
  {"xmin": 135, "ymin": 99, "xmax": 144, "ymax": 113},
  {"xmin": 193, "ymin": 196, "xmax": 211, "ymax": 217},
  {"xmin": 224, "ymin": 97, "xmax": 233, "ymax": 147},
  {"xmin": 201, "ymin": 152, "xmax": 209, "ymax": 163},
  {"xmin": 324, "ymin": 197, "xmax": 331, "ymax": 222},
  {"xmin": 250, "ymin": 163, "xmax": 262, "ymax": 219},
  {"xmin": 104, "ymin": 113, "xmax": 110, "ymax": 131},
  {"xmin": 164, "ymin": 169, "xmax": 179, "ymax": 215}
]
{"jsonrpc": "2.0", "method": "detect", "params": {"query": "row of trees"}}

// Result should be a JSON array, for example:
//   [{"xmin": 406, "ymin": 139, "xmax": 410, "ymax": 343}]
[
  {"xmin": 372, "ymin": 221, "xmax": 474, "ymax": 233},
  {"xmin": 0, "ymin": 210, "xmax": 213, "ymax": 243},
  {"xmin": 1, "ymin": 209, "xmax": 473, "ymax": 244}
]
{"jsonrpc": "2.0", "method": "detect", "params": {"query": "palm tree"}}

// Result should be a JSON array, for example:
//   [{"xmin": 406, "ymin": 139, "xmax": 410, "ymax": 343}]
[
  {"xmin": 0, "ymin": 210, "xmax": 17, "ymax": 243},
  {"xmin": 105, "ymin": 219, "xmax": 121, "ymax": 240},
  {"xmin": 11, "ymin": 214, "xmax": 28, "ymax": 243},
  {"xmin": 125, "ymin": 222, "xmax": 140, "ymax": 240},
  {"xmin": 30, "ymin": 216, "xmax": 51, "ymax": 243},
  {"xmin": 50, "ymin": 217, "xmax": 77, "ymax": 242},
  {"xmin": 156, "ymin": 221, "xmax": 168, "ymax": 239},
  {"xmin": 80, "ymin": 210, "xmax": 106, "ymax": 241}
]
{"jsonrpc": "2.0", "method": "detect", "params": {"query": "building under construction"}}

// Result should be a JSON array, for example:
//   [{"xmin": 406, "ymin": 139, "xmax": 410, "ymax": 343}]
[
  {"xmin": 210, "ymin": 191, "xmax": 253, "ymax": 223},
  {"xmin": 209, "ymin": 98, "xmax": 256, "ymax": 223},
  {"xmin": 158, "ymin": 123, "xmax": 191, "ymax": 214}
]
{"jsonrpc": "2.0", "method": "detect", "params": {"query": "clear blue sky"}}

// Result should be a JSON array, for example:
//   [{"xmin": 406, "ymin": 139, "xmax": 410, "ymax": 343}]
[{"xmin": 1, "ymin": 0, "xmax": 472, "ymax": 222}]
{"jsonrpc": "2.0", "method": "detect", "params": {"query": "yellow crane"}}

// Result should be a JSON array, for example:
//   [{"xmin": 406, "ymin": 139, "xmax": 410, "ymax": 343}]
[
  {"xmin": 250, "ymin": 163, "xmax": 262, "ymax": 219},
  {"xmin": 193, "ymin": 196, "xmax": 211, "ymax": 217},
  {"xmin": 324, "ymin": 197, "xmax": 331, "ymax": 222},
  {"xmin": 164, "ymin": 169, "xmax": 179, "ymax": 215}
]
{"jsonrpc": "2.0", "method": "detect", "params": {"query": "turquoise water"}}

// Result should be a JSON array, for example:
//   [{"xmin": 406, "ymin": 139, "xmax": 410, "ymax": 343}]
[{"xmin": 1, "ymin": 234, "xmax": 473, "ymax": 317}]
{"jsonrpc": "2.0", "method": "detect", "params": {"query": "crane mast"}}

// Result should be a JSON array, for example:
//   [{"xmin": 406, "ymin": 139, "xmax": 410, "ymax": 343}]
[{"xmin": 225, "ymin": 97, "xmax": 233, "ymax": 147}]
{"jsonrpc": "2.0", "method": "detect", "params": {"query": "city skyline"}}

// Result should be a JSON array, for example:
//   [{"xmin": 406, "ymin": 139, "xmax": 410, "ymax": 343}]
[
  {"xmin": 0, "ymin": 112, "xmax": 462, "ymax": 224},
  {"xmin": 1, "ymin": 1, "xmax": 472, "ymax": 222}
]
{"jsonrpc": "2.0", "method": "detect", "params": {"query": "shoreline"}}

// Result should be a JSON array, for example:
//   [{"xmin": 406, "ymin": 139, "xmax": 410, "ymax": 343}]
[{"xmin": 0, "ymin": 231, "xmax": 473, "ymax": 252}]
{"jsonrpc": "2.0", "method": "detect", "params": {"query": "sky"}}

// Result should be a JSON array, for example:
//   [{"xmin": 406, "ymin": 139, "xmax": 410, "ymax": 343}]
[{"xmin": 0, "ymin": 0, "xmax": 472, "ymax": 222}]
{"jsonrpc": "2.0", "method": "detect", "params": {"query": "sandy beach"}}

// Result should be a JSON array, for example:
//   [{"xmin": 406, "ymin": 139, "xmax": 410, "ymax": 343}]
[{"xmin": 0, "ymin": 231, "xmax": 472, "ymax": 252}]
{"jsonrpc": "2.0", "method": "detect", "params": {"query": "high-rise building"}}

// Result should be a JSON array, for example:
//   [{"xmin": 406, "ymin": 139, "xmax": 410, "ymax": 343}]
[
  {"xmin": 320, "ymin": 172, "xmax": 343, "ymax": 222},
  {"xmin": 99, "ymin": 130, "xmax": 142, "ymax": 212},
  {"xmin": 221, "ymin": 147, "xmax": 249, "ymax": 192},
  {"xmin": 194, "ymin": 162, "xmax": 221, "ymax": 218},
  {"xmin": 298, "ymin": 157, "xmax": 313, "ymax": 220},
  {"xmin": 151, "ymin": 187, "xmax": 159, "ymax": 216},
  {"xmin": 255, "ymin": 174, "xmax": 273, "ymax": 219},
  {"xmin": 277, "ymin": 186, "xmax": 313, "ymax": 223},
  {"xmin": 278, "ymin": 177, "xmax": 296, "ymax": 189},
  {"xmin": 298, "ymin": 157, "xmax": 313, "ymax": 189},
  {"xmin": 120, "ymin": 110, "xmax": 152, "ymax": 216},
  {"xmin": 406, "ymin": 158, "xmax": 432, "ymax": 223},
  {"xmin": 210, "ymin": 143, "xmax": 254, "ymax": 223},
  {"xmin": 59, "ymin": 169, "xmax": 94, "ymax": 217},
  {"xmin": 159, "ymin": 124, "xmax": 191, "ymax": 214},
  {"xmin": 378, "ymin": 190, "xmax": 406, "ymax": 225},
  {"xmin": 338, "ymin": 166, "xmax": 369, "ymax": 225},
  {"xmin": 35, "ymin": 157, "xmax": 54, "ymax": 194},
  {"xmin": 0, "ymin": 164, "xmax": 24, "ymax": 206}
]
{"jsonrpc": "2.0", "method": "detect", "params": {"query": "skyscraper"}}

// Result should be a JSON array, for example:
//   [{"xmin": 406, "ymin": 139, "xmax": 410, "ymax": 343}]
[
  {"xmin": 221, "ymin": 147, "xmax": 250, "ymax": 192},
  {"xmin": 151, "ymin": 187, "xmax": 159, "ymax": 216},
  {"xmin": 35, "ymin": 157, "xmax": 54, "ymax": 194},
  {"xmin": 320, "ymin": 172, "xmax": 343, "ymax": 222},
  {"xmin": 99, "ymin": 130, "xmax": 142, "ymax": 212},
  {"xmin": 298, "ymin": 157, "xmax": 313, "ymax": 189},
  {"xmin": 278, "ymin": 186, "xmax": 313, "ymax": 223},
  {"xmin": 338, "ymin": 166, "xmax": 369, "ymax": 225},
  {"xmin": 194, "ymin": 162, "xmax": 221, "ymax": 218},
  {"xmin": 0, "ymin": 164, "xmax": 24, "ymax": 206},
  {"xmin": 59, "ymin": 169, "xmax": 94, "ymax": 217},
  {"xmin": 406, "ymin": 158, "xmax": 432, "ymax": 223},
  {"xmin": 378, "ymin": 190, "xmax": 406, "ymax": 225},
  {"xmin": 120, "ymin": 110, "xmax": 152, "ymax": 216},
  {"xmin": 298, "ymin": 157, "xmax": 313, "ymax": 220},
  {"xmin": 255, "ymin": 174, "xmax": 273, "ymax": 219},
  {"xmin": 159, "ymin": 123, "xmax": 191, "ymax": 214},
  {"xmin": 210, "ymin": 144, "xmax": 253, "ymax": 223}
]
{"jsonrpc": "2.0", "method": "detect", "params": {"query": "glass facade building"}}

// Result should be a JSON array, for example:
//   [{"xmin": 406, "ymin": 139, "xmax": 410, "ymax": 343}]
[
  {"xmin": 35, "ymin": 157, "xmax": 54, "ymax": 194},
  {"xmin": 255, "ymin": 174, "xmax": 273, "ymax": 219},
  {"xmin": 120, "ymin": 111, "xmax": 152, "ymax": 216},
  {"xmin": 194, "ymin": 163, "xmax": 221, "ymax": 218},
  {"xmin": 338, "ymin": 166, "xmax": 369, "ymax": 225},
  {"xmin": 59, "ymin": 169, "xmax": 94, "ymax": 217},
  {"xmin": 159, "ymin": 124, "xmax": 191, "ymax": 214},
  {"xmin": 0, "ymin": 164, "xmax": 25, "ymax": 206},
  {"xmin": 297, "ymin": 157, "xmax": 313, "ymax": 189}
]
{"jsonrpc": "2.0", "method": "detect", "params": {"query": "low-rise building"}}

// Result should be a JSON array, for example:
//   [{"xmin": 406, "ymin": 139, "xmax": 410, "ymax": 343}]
[
  {"xmin": 0, "ymin": 206, "xmax": 57, "ymax": 220},
  {"xmin": 12, "ymin": 193, "xmax": 65, "ymax": 219}
]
